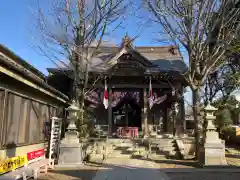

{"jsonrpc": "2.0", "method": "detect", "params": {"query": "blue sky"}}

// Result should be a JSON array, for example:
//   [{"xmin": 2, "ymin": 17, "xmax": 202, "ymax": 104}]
[{"xmin": 0, "ymin": 1, "xmax": 52, "ymax": 74}]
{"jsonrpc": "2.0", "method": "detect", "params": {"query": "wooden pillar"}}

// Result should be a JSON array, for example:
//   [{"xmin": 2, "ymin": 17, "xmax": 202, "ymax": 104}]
[
  {"xmin": 142, "ymin": 88, "xmax": 148, "ymax": 136},
  {"xmin": 163, "ymin": 106, "xmax": 169, "ymax": 132},
  {"xmin": 180, "ymin": 98, "xmax": 186, "ymax": 132},
  {"xmin": 125, "ymin": 104, "xmax": 129, "ymax": 127},
  {"xmin": 172, "ymin": 103, "xmax": 176, "ymax": 136},
  {"xmin": 108, "ymin": 87, "xmax": 112, "ymax": 136},
  {"xmin": 179, "ymin": 87, "xmax": 186, "ymax": 133}
]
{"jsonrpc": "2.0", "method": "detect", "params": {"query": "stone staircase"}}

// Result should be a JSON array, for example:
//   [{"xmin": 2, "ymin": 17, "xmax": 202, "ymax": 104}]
[
  {"xmin": 147, "ymin": 138, "xmax": 181, "ymax": 158},
  {"xmin": 107, "ymin": 139, "xmax": 146, "ymax": 158},
  {"xmin": 85, "ymin": 138, "xmax": 181, "ymax": 163}
]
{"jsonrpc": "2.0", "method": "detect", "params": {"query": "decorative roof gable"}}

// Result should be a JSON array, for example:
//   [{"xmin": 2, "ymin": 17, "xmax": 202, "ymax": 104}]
[{"xmin": 90, "ymin": 35, "xmax": 154, "ymax": 72}]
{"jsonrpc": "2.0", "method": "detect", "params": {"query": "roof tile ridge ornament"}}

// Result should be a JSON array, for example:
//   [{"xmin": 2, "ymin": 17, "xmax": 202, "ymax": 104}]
[
  {"xmin": 168, "ymin": 45, "xmax": 178, "ymax": 55},
  {"xmin": 120, "ymin": 33, "xmax": 135, "ymax": 50}
]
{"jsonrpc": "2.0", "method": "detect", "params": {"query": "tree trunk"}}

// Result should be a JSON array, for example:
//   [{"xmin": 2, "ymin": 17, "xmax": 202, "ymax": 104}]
[
  {"xmin": 78, "ymin": 87, "xmax": 85, "ymax": 137},
  {"xmin": 192, "ymin": 88, "xmax": 201, "ymax": 160},
  {"xmin": 78, "ymin": 63, "xmax": 89, "ymax": 138}
]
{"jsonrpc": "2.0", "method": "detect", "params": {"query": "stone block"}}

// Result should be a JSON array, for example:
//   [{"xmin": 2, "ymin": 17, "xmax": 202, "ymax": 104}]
[
  {"xmin": 88, "ymin": 153, "xmax": 104, "ymax": 163},
  {"xmin": 199, "ymin": 143, "xmax": 227, "ymax": 166},
  {"xmin": 57, "ymin": 142, "xmax": 83, "ymax": 167}
]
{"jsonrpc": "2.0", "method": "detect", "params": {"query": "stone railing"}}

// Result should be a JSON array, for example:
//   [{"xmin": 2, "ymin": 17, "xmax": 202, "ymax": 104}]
[{"xmin": 175, "ymin": 137, "xmax": 195, "ymax": 157}]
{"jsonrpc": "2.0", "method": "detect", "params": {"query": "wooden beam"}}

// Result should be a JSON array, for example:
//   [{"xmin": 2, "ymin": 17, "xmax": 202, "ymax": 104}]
[
  {"xmin": 87, "ymin": 83, "xmax": 177, "ymax": 88},
  {"xmin": 0, "ymin": 66, "xmax": 67, "ymax": 103}
]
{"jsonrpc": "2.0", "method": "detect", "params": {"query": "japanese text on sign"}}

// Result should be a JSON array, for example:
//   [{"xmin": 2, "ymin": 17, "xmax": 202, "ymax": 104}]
[
  {"xmin": 0, "ymin": 155, "xmax": 28, "ymax": 174},
  {"xmin": 27, "ymin": 149, "xmax": 45, "ymax": 161}
]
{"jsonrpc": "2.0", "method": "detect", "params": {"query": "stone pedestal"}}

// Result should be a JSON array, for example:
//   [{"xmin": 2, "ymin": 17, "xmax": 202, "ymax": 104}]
[
  {"xmin": 57, "ymin": 131, "xmax": 83, "ymax": 167},
  {"xmin": 199, "ymin": 104, "xmax": 227, "ymax": 166}
]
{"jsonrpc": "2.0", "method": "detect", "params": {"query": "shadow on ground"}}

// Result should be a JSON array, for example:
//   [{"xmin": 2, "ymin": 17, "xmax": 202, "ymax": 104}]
[
  {"xmin": 50, "ymin": 169, "xmax": 97, "ymax": 180},
  {"xmin": 39, "ymin": 162, "xmax": 169, "ymax": 180},
  {"xmin": 152, "ymin": 159, "xmax": 199, "ymax": 168}
]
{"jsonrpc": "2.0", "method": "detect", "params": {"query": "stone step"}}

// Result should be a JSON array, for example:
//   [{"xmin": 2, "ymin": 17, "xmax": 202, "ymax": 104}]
[
  {"xmin": 88, "ymin": 153, "xmax": 104, "ymax": 163},
  {"xmin": 148, "ymin": 153, "xmax": 166, "ymax": 159},
  {"xmin": 108, "ymin": 139, "xmax": 134, "ymax": 144},
  {"xmin": 158, "ymin": 144, "xmax": 175, "ymax": 149},
  {"xmin": 113, "ymin": 142, "xmax": 135, "ymax": 147},
  {"xmin": 157, "ymin": 149, "xmax": 175, "ymax": 154},
  {"xmin": 150, "ymin": 142, "xmax": 175, "ymax": 148},
  {"xmin": 107, "ymin": 152, "xmax": 132, "ymax": 158},
  {"xmin": 157, "ymin": 140, "xmax": 175, "ymax": 145}
]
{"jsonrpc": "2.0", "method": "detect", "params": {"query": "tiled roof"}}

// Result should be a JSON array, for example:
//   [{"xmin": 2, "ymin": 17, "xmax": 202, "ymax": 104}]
[
  {"xmin": 0, "ymin": 44, "xmax": 46, "ymax": 81},
  {"xmin": 48, "ymin": 38, "xmax": 187, "ymax": 74}
]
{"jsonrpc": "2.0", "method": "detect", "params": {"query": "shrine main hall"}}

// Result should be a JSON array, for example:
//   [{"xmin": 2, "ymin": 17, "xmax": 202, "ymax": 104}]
[{"xmin": 47, "ymin": 36, "xmax": 188, "ymax": 137}]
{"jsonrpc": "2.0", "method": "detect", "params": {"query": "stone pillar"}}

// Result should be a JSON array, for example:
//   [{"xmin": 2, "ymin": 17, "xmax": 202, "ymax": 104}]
[
  {"xmin": 57, "ymin": 101, "xmax": 83, "ymax": 167},
  {"xmin": 108, "ymin": 87, "xmax": 112, "ymax": 136},
  {"xmin": 142, "ymin": 88, "xmax": 148, "ymax": 137},
  {"xmin": 199, "ymin": 104, "xmax": 227, "ymax": 166}
]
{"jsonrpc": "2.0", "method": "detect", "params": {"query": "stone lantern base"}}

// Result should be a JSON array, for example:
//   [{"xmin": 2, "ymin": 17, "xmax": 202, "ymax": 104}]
[
  {"xmin": 199, "ymin": 141, "xmax": 227, "ymax": 166},
  {"xmin": 57, "ymin": 131, "xmax": 83, "ymax": 168}
]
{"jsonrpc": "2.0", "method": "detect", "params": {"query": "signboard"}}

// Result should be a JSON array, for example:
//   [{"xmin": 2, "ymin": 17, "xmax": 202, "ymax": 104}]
[
  {"xmin": 0, "ymin": 155, "xmax": 28, "ymax": 175},
  {"xmin": 27, "ymin": 149, "xmax": 45, "ymax": 161}
]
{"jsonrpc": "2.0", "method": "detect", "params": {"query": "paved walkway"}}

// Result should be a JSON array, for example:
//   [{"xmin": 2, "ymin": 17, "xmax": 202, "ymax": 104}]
[
  {"xmin": 92, "ymin": 158, "xmax": 169, "ymax": 180},
  {"xmin": 39, "ymin": 157, "xmax": 240, "ymax": 180}
]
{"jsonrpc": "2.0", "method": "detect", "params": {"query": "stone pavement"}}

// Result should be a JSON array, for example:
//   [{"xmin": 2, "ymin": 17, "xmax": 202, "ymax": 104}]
[
  {"xmin": 92, "ymin": 158, "xmax": 169, "ymax": 180},
  {"xmin": 39, "ymin": 158, "xmax": 170, "ymax": 180},
  {"xmin": 39, "ymin": 157, "xmax": 240, "ymax": 180}
]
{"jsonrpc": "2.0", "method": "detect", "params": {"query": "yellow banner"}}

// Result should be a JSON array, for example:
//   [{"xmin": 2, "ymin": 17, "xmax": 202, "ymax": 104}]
[{"xmin": 0, "ymin": 155, "xmax": 28, "ymax": 175}]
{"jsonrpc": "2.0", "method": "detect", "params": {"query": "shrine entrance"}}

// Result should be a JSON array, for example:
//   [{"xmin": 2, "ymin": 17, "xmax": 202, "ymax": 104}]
[{"xmin": 112, "ymin": 90, "xmax": 141, "ymax": 137}]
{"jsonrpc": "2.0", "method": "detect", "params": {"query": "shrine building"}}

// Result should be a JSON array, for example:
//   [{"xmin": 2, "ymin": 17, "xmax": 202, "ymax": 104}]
[{"xmin": 47, "ymin": 36, "xmax": 189, "ymax": 137}]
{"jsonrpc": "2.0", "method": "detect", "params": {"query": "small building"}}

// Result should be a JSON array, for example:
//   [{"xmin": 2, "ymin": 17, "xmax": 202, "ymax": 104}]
[
  {"xmin": 47, "ymin": 36, "xmax": 188, "ymax": 137},
  {"xmin": 0, "ymin": 45, "xmax": 68, "ymax": 161}
]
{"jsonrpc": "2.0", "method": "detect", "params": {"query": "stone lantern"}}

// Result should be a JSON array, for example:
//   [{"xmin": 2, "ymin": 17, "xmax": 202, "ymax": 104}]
[
  {"xmin": 231, "ymin": 90, "xmax": 240, "ymax": 124},
  {"xmin": 65, "ymin": 101, "xmax": 79, "ymax": 138},
  {"xmin": 231, "ymin": 89, "xmax": 240, "ymax": 102},
  {"xmin": 205, "ymin": 105, "xmax": 217, "ymax": 132},
  {"xmin": 57, "ymin": 101, "xmax": 83, "ymax": 167},
  {"xmin": 199, "ymin": 104, "xmax": 227, "ymax": 166}
]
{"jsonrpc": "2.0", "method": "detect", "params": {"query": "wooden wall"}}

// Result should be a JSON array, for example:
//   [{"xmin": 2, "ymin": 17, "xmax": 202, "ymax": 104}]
[
  {"xmin": 0, "ymin": 74, "xmax": 66, "ymax": 153},
  {"xmin": 0, "ymin": 87, "xmax": 60, "ymax": 149}
]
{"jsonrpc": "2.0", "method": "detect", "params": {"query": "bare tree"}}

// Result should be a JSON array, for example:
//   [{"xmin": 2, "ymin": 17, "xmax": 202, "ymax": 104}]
[
  {"xmin": 205, "ymin": 43, "xmax": 240, "ymax": 104},
  {"xmin": 146, "ymin": 0, "xmax": 240, "ymax": 159},
  {"xmin": 31, "ymin": 0, "xmax": 127, "ymax": 136}
]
